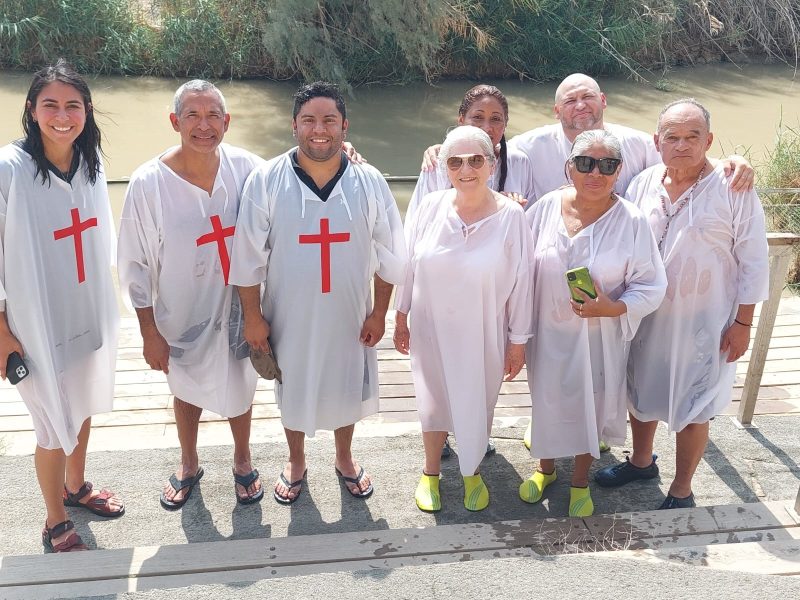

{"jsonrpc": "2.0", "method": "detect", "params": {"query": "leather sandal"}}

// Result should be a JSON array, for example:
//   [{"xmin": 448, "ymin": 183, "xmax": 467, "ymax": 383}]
[
  {"xmin": 63, "ymin": 481, "xmax": 125, "ymax": 518},
  {"xmin": 42, "ymin": 519, "xmax": 89, "ymax": 553}
]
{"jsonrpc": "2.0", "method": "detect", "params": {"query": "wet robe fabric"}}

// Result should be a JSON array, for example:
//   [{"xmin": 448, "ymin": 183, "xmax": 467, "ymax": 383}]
[
  {"xmin": 229, "ymin": 151, "xmax": 407, "ymax": 435},
  {"xmin": 407, "ymin": 148, "xmax": 536, "ymax": 220},
  {"xmin": 118, "ymin": 144, "xmax": 262, "ymax": 417},
  {"xmin": 526, "ymin": 190, "xmax": 666, "ymax": 459},
  {"xmin": 0, "ymin": 144, "xmax": 119, "ymax": 453},
  {"xmin": 509, "ymin": 123, "xmax": 661, "ymax": 202},
  {"xmin": 396, "ymin": 191, "xmax": 533, "ymax": 476},
  {"xmin": 626, "ymin": 164, "xmax": 769, "ymax": 431}
]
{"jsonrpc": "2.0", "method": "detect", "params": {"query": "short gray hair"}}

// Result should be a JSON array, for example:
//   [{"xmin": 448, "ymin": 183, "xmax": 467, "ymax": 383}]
[
  {"xmin": 439, "ymin": 125, "xmax": 496, "ymax": 174},
  {"xmin": 173, "ymin": 79, "xmax": 227, "ymax": 115},
  {"xmin": 568, "ymin": 129, "xmax": 623, "ymax": 162},
  {"xmin": 657, "ymin": 98, "xmax": 711, "ymax": 132}
]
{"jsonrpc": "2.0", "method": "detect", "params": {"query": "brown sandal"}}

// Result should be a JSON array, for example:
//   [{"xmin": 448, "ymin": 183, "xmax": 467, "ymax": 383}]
[
  {"xmin": 42, "ymin": 519, "xmax": 89, "ymax": 553},
  {"xmin": 63, "ymin": 481, "xmax": 125, "ymax": 518}
]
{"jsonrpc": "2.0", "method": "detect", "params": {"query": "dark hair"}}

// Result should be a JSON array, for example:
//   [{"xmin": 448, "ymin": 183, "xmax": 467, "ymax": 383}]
[
  {"xmin": 458, "ymin": 85, "xmax": 509, "ymax": 192},
  {"xmin": 22, "ymin": 59, "xmax": 103, "ymax": 185},
  {"xmin": 292, "ymin": 81, "xmax": 346, "ymax": 121}
]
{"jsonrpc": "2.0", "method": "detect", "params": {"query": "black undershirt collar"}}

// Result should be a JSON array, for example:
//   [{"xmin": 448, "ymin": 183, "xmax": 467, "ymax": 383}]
[
  {"xmin": 15, "ymin": 139, "xmax": 81, "ymax": 183},
  {"xmin": 291, "ymin": 150, "xmax": 348, "ymax": 202}
]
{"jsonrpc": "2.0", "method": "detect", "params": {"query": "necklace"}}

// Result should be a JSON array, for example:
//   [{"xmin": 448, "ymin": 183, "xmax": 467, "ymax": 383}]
[
  {"xmin": 567, "ymin": 192, "xmax": 616, "ymax": 234},
  {"xmin": 658, "ymin": 164, "xmax": 706, "ymax": 251}
]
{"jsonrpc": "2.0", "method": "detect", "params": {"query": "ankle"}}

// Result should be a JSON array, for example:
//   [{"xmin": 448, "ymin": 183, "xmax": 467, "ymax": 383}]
[{"xmin": 629, "ymin": 453, "xmax": 653, "ymax": 468}]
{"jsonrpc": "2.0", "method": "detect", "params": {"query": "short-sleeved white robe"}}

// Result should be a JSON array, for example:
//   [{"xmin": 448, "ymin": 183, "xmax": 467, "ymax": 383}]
[
  {"xmin": 229, "ymin": 151, "xmax": 407, "ymax": 435},
  {"xmin": 396, "ymin": 191, "xmax": 534, "ymax": 475},
  {"xmin": 118, "ymin": 144, "xmax": 262, "ymax": 417},
  {"xmin": 0, "ymin": 144, "xmax": 119, "ymax": 453},
  {"xmin": 526, "ymin": 191, "xmax": 666, "ymax": 459},
  {"xmin": 509, "ymin": 123, "xmax": 661, "ymax": 202},
  {"xmin": 407, "ymin": 147, "xmax": 536, "ymax": 220},
  {"xmin": 626, "ymin": 164, "xmax": 769, "ymax": 431}
]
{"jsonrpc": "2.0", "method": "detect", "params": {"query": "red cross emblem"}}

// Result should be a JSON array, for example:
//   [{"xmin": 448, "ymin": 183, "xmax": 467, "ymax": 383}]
[
  {"xmin": 53, "ymin": 207, "xmax": 98, "ymax": 284},
  {"xmin": 196, "ymin": 215, "xmax": 235, "ymax": 285},
  {"xmin": 298, "ymin": 218, "xmax": 350, "ymax": 293}
]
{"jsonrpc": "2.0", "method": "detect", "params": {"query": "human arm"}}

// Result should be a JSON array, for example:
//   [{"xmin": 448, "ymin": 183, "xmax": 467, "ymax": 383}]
[
  {"xmin": 361, "ymin": 276, "xmax": 392, "ymax": 347},
  {"xmin": 500, "ymin": 191, "xmax": 528, "ymax": 208},
  {"xmin": 720, "ymin": 304, "xmax": 755, "ymax": 362},
  {"xmin": 134, "ymin": 306, "xmax": 170, "ymax": 374},
  {"xmin": 713, "ymin": 155, "xmax": 754, "ymax": 192},
  {"xmin": 421, "ymin": 144, "xmax": 443, "ymax": 172},
  {"xmin": 237, "ymin": 285, "xmax": 270, "ymax": 352},
  {"xmin": 393, "ymin": 310, "xmax": 410, "ymax": 355},
  {"xmin": 0, "ymin": 312, "xmax": 24, "ymax": 380},
  {"xmin": 504, "ymin": 343, "xmax": 525, "ymax": 381},
  {"xmin": 342, "ymin": 142, "xmax": 367, "ymax": 164},
  {"xmin": 570, "ymin": 286, "xmax": 627, "ymax": 318}
]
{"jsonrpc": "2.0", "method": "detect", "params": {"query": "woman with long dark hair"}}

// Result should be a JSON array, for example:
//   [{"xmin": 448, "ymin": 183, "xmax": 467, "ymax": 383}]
[{"xmin": 0, "ymin": 59, "xmax": 123, "ymax": 553}]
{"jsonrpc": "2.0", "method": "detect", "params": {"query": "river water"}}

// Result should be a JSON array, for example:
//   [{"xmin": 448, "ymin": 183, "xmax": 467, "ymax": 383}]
[{"xmin": 1, "ymin": 63, "xmax": 798, "ymax": 217}]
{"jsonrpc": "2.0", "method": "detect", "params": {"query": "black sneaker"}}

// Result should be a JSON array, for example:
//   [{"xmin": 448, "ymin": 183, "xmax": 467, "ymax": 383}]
[
  {"xmin": 441, "ymin": 436, "xmax": 452, "ymax": 459},
  {"xmin": 658, "ymin": 493, "xmax": 696, "ymax": 509},
  {"xmin": 594, "ymin": 454, "xmax": 659, "ymax": 487}
]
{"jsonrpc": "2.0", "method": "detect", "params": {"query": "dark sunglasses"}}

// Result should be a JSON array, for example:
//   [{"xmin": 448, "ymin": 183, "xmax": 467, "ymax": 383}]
[
  {"xmin": 573, "ymin": 156, "xmax": 621, "ymax": 175},
  {"xmin": 446, "ymin": 154, "xmax": 487, "ymax": 170}
]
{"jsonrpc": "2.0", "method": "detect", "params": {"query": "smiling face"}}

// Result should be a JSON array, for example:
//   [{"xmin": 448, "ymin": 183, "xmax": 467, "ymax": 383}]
[
  {"xmin": 28, "ymin": 81, "xmax": 88, "ymax": 154},
  {"xmin": 170, "ymin": 90, "xmax": 230, "ymax": 154},
  {"xmin": 568, "ymin": 141, "xmax": 621, "ymax": 202},
  {"xmin": 655, "ymin": 103, "xmax": 713, "ymax": 170},
  {"xmin": 458, "ymin": 95, "xmax": 507, "ymax": 148},
  {"xmin": 293, "ymin": 97, "xmax": 348, "ymax": 163},
  {"xmin": 445, "ymin": 139, "xmax": 494, "ymax": 192},
  {"xmin": 554, "ymin": 76, "xmax": 606, "ymax": 138}
]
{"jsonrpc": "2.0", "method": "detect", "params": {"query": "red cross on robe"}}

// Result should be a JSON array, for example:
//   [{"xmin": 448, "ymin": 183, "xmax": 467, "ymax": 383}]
[
  {"xmin": 53, "ymin": 207, "xmax": 98, "ymax": 284},
  {"xmin": 196, "ymin": 215, "xmax": 235, "ymax": 285},
  {"xmin": 298, "ymin": 218, "xmax": 350, "ymax": 293}
]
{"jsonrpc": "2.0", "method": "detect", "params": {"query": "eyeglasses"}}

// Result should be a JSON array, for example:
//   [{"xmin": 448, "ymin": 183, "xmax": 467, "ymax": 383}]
[
  {"xmin": 573, "ymin": 156, "xmax": 621, "ymax": 175},
  {"xmin": 446, "ymin": 154, "xmax": 487, "ymax": 171}
]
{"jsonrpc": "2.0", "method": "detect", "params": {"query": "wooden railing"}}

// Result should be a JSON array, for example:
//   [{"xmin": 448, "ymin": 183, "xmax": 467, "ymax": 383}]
[{"xmin": 737, "ymin": 233, "xmax": 800, "ymax": 426}]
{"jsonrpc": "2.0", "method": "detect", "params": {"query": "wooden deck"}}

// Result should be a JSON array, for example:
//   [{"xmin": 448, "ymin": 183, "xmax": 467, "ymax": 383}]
[{"xmin": 1, "ymin": 297, "xmax": 799, "ymax": 457}]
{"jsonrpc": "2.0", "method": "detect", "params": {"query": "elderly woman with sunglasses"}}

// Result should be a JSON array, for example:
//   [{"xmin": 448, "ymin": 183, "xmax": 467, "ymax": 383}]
[
  {"xmin": 518, "ymin": 130, "xmax": 666, "ymax": 517},
  {"xmin": 394, "ymin": 125, "xmax": 533, "ymax": 512}
]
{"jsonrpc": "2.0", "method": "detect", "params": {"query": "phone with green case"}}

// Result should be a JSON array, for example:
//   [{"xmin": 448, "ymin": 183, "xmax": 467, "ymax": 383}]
[{"xmin": 565, "ymin": 267, "xmax": 597, "ymax": 303}]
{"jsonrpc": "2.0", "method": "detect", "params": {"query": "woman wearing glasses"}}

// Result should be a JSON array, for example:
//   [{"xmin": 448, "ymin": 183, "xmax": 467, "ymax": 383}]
[
  {"xmin": 394, "ymin": 126, "xmax": 533, "ymax": 512},
  {"xmin": 519, "ymin": 130, "xmax": 666, "ymax": 517}
]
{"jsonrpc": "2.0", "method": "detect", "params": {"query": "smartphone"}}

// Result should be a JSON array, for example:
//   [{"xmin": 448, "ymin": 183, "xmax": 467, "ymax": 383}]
[
  {"xmin": 565, "ymin": 267, "xmax": 597, "ymax": 303},
  {"xmin": 7, "ymin": 351, "xmax": 29, "ymax": 385}
]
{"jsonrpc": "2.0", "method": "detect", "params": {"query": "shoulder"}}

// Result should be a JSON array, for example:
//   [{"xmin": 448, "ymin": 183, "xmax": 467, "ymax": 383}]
[
  {"xmin": 348, "ymin": 161, "xmax": 386, "ymax": 183},
  {"xmin": 0, "ymin": 143, "xmax": 31, "ymax": 172},
  {"xmin": 220, "ymin": 143, "xmax": 267, "ymax": 172},
  {"xmin": 505, "ymin": 147, "xmax": 533, "ymax": 168},
  {"xmin": 606, "ymin": 122, "xmax": 653, "ymax": 146},
  {"xmin": 128, "ymin": 155, "xmax": 165, "ymax": 186},
  {"xmin": 510, "ymin": 124, "xmax": 560, "ymax": 148},
  {"xmin": 625, "ymin": 165, "xmax": 662, "ymax": 197}
]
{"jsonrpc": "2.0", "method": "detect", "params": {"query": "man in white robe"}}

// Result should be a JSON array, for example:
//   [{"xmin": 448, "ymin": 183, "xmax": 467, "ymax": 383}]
[
  {"xmin": 230, "ymin": 82, "xmax": 407, "ymax": 503},
  {"xmin": 595, "ymin": 99, "xmax": 769, "ymax": 509},
  {"xmin": 118, "ymin": 81, "xmax": 264, "ymax": 508}
]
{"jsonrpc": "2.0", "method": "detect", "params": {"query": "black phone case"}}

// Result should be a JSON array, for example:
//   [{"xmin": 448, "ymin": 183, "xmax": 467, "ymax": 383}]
[{"xmin": 7, "ymin": 352, "xmax": 29, "ymax": 385}]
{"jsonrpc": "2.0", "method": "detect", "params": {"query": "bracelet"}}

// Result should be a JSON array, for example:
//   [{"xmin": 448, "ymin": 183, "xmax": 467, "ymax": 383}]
[{"xmin": 734, "ymin": 318, "xmax": 752, "ymax": 327}]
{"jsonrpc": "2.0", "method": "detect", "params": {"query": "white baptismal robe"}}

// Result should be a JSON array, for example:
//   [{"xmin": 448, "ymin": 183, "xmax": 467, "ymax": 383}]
[
  {"xmin": 407, "ymin": 147, "xmax": 536, "ymax": 219},
  {"xmin": 526, "ymin": 191, "xmax": 666, "ymax": 459},
  {"xmin": 118, "ymin": 144, "xmax": 262, "ymax": 417},
  {"xmin": 626, "ymin": 164, "xmax": 769, "ymax": 431},
  {"xmin": 509, "ymin": 123, "xmax": 660, "ymax": 202},
  {"xmin": 0, "ymin": 144, "xmax": 119, "ymax": 453},
  {"xmin": 229, "ymin": 151, "xmax": 407, "ymax": 435},
  {"xmin": 396, "ymin": 191, "xmax": 533, "ymax": 475}
]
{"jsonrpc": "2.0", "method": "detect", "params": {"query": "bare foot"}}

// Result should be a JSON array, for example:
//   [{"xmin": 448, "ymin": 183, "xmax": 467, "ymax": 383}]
[
  {"xmin": 274, "ymin": 460, "xmax": 306, "ymax": 502},
  {"xmin": 335, "ymin": 458, "xmax": 372, "ymax": 495},
  {"xmin": 162, "ymin": 463, "xmax": 201, "ymax": 504},
  {"xmin": 233, "ymin": 461, "xmax": 262, "ymax": 502}
]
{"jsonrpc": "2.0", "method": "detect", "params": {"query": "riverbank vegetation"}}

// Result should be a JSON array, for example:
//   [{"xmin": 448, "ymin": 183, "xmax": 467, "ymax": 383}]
[{"xmin": 2, "ymin": 1, "xmax": 799, "ymax": 86}]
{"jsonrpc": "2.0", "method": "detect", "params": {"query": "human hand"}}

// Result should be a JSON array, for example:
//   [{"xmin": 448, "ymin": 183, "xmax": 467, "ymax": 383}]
[
  {"xmin": 570, "ymin": 285, "xmax": 626, "ymax": 319},
  {"xmin": 360, "ymin": 311, "xmax": 386, "ymax": 347},
  {"xmin": 720, "ymin": 321, "xmax": 751, "ymax": 362},
  {"xmin": 0, "ymin": 330, "xmax": 24, "ymax": 380},
  {"xmin": 342, "ymin": 142, "xmax": 367, "ymax": 164},
  {"xmin": 501, "ymin": 191, "xmax": 528, "ymax": 208},
  {"xmin": 243, "ymin": 316, "xmax": 271, "ymax": 352},
  {"xmin": 421, "ymin": 144, "xmax": 443, "ymax": 172},
  {"xmin": 141, "ymin": 326, "xmax": 171, "ymax": 374},
  {"xmin": 722, "ymin": 155, "xmax": 754, "ymax": 192},
  {"xmin": 504, "ymin": 343, "xmax": 525, "ymax": 381},
  {"xmin": 393, "ymin": 315, "xmax": 410, "ymax": 355}
]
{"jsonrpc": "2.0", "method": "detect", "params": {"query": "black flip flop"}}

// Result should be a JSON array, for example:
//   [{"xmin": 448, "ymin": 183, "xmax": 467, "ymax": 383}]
[
  {"xmin": 273, "ymin": 469, "xmax": 307, "ymax": 505},
  {"xmin": 160, "ymin": 467, "xmax": 204, "ymax": 510},
  {"xmin": 335, "ymin": 466, "xmax": 374, "ymax": 499},
  {"xmin": 234, "ymin": 468, "xmax": 264, "ymax": 505}
]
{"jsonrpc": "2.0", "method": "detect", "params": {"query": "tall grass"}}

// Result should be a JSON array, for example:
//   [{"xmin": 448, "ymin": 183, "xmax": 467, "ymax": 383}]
[{"xmin": 2, "ymin": 0, "xmax": 800, "ymax": 83}]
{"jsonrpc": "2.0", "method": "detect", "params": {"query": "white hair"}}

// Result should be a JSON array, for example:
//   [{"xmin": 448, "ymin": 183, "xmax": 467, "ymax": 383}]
[
  {"xmin": 568, "ymin": 129, "xmax": 623, "ymax": 162},
  {"xmin": 439, "ymin": 125, "xmax": 496, "ymax": 174},
  {"xmin": 173, "ymin": 79, "xmax": 227, "ymax": 115}
]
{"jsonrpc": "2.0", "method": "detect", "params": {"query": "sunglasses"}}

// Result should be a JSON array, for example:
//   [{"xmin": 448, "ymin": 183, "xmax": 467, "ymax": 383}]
[
  {"xmin": 573, "ymin": 156, "xmax": 621, "ymax": 175},
  {"xmin": 446, "ymin": 154, "xmax": 487, "ymax": 171}
]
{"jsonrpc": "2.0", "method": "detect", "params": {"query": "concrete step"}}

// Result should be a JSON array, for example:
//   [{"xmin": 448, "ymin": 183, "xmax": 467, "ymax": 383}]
[{"xmin": 1, "ymin": 500, "xmax": 798, "ymax": 599}]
